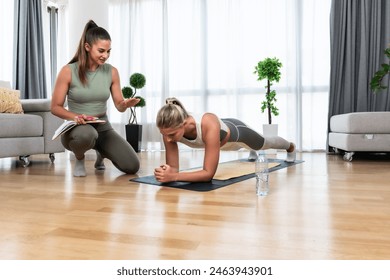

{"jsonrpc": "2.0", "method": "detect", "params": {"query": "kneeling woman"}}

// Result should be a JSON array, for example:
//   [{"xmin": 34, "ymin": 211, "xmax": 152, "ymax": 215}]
[{"xmin": 154, "ymin": 97, "xmax": 296, "ymax": 183}]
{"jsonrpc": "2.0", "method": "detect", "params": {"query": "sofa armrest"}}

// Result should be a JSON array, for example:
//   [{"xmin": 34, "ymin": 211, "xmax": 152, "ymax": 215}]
[
  {"xmin": 41, "ymin": 111, "xmax": 65, "ymax": 153},
  {"xmin": 21, "ymin": 99, "xmax": 65, "ymax": 154},
  {"xmin": 21, "ymin": 99, "xmax": 51, "ymax": 112}
]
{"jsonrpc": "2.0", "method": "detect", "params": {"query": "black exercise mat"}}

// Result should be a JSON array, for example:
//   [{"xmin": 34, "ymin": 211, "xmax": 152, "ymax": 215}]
[{"xmin": 130, "ymin": 158, "xmax": 304, "ymax": 192}]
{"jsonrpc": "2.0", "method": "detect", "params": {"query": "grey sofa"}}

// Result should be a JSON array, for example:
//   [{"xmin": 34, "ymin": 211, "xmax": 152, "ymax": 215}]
[
  {"xmin": 329, "ymin": 112, "xmax": 390, "ymax": 161},
  {"xmin": 0, "ymin": 99, "xmax": 65, "ymax": 166}
]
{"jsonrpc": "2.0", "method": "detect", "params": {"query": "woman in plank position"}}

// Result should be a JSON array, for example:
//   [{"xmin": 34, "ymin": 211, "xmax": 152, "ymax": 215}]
[
  {"xmin": 51, "ymin": 20, "xmax": 140, "ymax": 177},
  {"xmin": 154, "ymin": 97, "xmax": 296, "ymax": 182}
]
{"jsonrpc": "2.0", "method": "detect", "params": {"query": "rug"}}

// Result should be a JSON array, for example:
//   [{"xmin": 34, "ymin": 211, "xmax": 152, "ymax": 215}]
[{"xmin": 130, "ymin": 158, "xmax": 304, "ymax": 192}]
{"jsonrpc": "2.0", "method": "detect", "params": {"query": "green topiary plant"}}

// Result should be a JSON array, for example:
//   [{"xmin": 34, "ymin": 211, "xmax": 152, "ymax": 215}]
[
  {"xmin": 370, "ymin": 47, "xmax": 390, "ymax": 92},
  {"xmin": 122, "ymin": 73, "xmax": 146, "ymax": 124},
  {"xmin": 254, "ymin": 57, "xmax": 282, "ymax": 124}
]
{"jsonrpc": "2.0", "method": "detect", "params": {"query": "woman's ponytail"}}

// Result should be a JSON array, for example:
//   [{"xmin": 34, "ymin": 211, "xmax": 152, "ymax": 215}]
[
  {"xmin": 156, "ymin": 97, "xmax": 189, "ymax": 129},
  {"xmin": 68, "ymin": 20, "xmax": 111, "ymax": 85}
]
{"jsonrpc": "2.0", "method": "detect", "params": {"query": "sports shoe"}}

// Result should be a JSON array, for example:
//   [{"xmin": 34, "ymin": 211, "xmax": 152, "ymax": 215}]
[
  {"xmin": 285, "ymin": 143, "xmax": 296, "ymax": 162},
  {"xmin": 94, "ymin": 150, "xmax": 106, "ymax": 170},
  {"xmin": 248, "ymin": 150, "xmax": 258, "ymax": 161}
]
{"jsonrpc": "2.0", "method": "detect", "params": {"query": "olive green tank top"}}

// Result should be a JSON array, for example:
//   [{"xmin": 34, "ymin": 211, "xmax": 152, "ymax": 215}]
[{"xmin": 67, "ymin": 62, "xmax": 112, "ymax": 116}]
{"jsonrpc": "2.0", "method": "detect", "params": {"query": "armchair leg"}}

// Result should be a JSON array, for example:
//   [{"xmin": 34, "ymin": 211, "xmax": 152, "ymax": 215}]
[
  {"xmin": 343, "ymin": 152, "xmax": 355, "ymax": 162},
  {"xmin": 19, "ymin": 155, "xmax": 30, "ymax": 167},
  {"xmin": 49, "ymin": 153, "xmax": 55, "ymax": 163}
]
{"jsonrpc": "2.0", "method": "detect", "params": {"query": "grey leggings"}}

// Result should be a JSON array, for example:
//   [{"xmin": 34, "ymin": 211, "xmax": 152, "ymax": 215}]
[
  {"xmin": 221, "ymin": 118, "xmax": 290, "ymax": 151},
  {"xmin": 61, "ymin": 118, "xmax": 139, "ymax": 174}
]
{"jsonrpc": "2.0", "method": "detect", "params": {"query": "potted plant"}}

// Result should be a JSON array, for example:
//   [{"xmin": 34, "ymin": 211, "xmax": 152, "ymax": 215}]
[
  {"xmin": 122, "ymin": 73, "xmax": 146, "ymax": 152},
  {"xmin": 370, "ymin": 46, "xmax": 390, "ymax": 92},
  {"xmin": 254, "ymin": 57, "xmax": 282, "ymax": 124},
  {"xmin": 254, "ymin": 57, "xmax": 282, "ymax": 154}
]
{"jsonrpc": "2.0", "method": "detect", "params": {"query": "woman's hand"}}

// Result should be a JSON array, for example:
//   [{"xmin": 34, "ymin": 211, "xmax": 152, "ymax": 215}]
[
  {"xmin": 120, "ymin": 98, "xmax": 140, "ymax": 109},
  {"xmin": 154, "ymin": 164, "xmax": 178, "ymax": 182},
  {"xmin": 73, "ymin": 114, "xmax": 97, "ymax": 125}
]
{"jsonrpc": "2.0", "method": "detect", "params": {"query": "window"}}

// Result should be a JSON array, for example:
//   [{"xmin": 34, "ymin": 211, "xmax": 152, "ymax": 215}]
[{"xmin": 108, "ymin": 0, "xmax": 331, "ymax": 151}]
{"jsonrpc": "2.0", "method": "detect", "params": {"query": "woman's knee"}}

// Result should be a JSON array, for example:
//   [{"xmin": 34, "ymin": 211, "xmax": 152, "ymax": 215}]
[
  {"xmin": 62, "ymin": 125, "xmax": 99, "ymax": 152},
  {"xmin": 98, "ymin": 130, "xmax": 140, "ymax": 174},
  {"xmin": 61, "ymin": 125, "xmax": 98, "ymax": 150},
  {"xmin": 114, "ymin": 158, "xmax": 140, "ymax": 174},
  {"xmin": 74, "ymin": 126, "xmax": 98, "ymax": 142},
  {"xmin": 237, "ymin": 126, "xmax": 264, "ymax": 150}
]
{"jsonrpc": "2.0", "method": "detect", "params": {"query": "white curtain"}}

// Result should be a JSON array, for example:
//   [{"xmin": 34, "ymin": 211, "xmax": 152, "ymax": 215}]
[
  {"xmin": 42, "ymin": 0, "xmax": 69, "ymax": 96},
  {"xmin": 0, "ymin": 0, "xmax": 15, "ymax": 85},
  {"xmin": 108, "ymin": 0, "xmax": 331, "ymax": 152},
  {"xmin": 1, "ymin": 0, "xmax": 330, "ymax": 151}
]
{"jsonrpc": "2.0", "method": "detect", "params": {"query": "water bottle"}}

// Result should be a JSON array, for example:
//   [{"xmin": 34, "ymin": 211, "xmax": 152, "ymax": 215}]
[{"xmin": 255, "ymin": 152, "xmax": 269, "ymax": 196}]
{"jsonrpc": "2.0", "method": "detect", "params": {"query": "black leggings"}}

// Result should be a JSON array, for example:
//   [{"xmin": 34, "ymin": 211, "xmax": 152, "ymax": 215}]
[{"xmin": 221, "ymin": 118, "xmax": 290, "ymax": 151}]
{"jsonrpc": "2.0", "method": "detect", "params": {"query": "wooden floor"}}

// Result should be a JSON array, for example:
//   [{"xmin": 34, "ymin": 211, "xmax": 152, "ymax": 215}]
[{"xmin": 1, "ymin": 150, "xmax": 390, "ymax": 260}]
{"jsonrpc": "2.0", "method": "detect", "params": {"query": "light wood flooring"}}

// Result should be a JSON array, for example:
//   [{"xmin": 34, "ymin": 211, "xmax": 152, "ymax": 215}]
[{"xmin": 0, "ymin": 150, "xmax": 390, "ymax": 260}]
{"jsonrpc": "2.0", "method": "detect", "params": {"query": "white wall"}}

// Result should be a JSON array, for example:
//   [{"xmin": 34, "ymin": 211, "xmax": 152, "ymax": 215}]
[{"xmin": 67, "ymin": 0, "xmax": 109, "ymax": 55}]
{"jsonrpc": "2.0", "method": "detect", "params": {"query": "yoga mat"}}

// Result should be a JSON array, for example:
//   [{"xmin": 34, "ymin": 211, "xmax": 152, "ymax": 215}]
[{"xmin": 130, "ymin": 158, "xmax": 304, "ymax": 192}]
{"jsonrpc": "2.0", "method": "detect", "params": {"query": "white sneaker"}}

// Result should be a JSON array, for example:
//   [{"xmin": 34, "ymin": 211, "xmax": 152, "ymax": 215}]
[
  {"xmin": 285, "ymin": 143, "xmax": 296, "ymax": 162},
  {"xmin": 248, "ymin": 150, "xmax": 258, "ymax": 161}
]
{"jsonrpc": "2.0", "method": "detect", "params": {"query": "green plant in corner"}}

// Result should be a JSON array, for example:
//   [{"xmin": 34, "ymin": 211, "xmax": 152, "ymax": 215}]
[
  {"xmin": 122, "ymin": 73, "xmax": 146, "ymax": 124},
  {"xmin": 370, "ymin": 47, "xmax": 390, "ymax": 92},
  {"xmin": 254, "ymin": 57, "xmax": 282, "ymax": 124}
]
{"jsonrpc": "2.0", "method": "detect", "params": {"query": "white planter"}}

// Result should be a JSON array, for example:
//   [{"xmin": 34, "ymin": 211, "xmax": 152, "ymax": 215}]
[{"xmin": 262, "ymin": 124, "xmax": 278, "ymax": 154}]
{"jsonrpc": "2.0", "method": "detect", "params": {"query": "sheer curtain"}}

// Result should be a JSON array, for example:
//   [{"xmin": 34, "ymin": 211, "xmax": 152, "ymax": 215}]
[
  {"xmin": 1, "ymin": 0, "xmax": 331, "ymax": 150},
  {"xmin": 42, "ymin": 0, "xmax": 69, "ymax": 96},
  {"xmin": 108, "ymin": 0, "xmax": 331, "ymax": 152},
  {"xmin": 1, "ymin": 0, "xmax": 331, "ymax": 151},
  {"xmin": 0, "ymin": 0, "xmax": 14, "ymax": 85}
]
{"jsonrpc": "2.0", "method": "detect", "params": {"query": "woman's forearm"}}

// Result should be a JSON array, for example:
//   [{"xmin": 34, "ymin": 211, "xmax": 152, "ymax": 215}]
[
  {"xmin": 175, "ymin": 169, "xmax": 215, "ymax": 182},
  {"xmin": 51, "ymin": 105, "xmax": 76, "ymax": 120}
]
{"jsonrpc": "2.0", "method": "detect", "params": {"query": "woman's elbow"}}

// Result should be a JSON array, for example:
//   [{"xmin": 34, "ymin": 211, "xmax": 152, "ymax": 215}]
[
  {"xmin": 50, "ymin": 105, "xmax": 56, "ymax": 115},
  {"xmin": 50, "ymin": 105, "xmax": 60, "ymax": 116},
  {"xmin": 202, "ymin": 172, "xmax": 215, "ymax": 182}
]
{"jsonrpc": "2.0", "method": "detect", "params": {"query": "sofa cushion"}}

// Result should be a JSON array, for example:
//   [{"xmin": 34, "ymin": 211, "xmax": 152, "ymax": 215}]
[
  {"xmin": 330, "ymin": 112, "xmax": 390, "ymax": 133},
  {"xmin": 0, "ymin": 87, "xmax": 24, "ymax": 114},
  {"xmin": 0, "ymin": 114, "xmax": 43, "ymax": 138}
]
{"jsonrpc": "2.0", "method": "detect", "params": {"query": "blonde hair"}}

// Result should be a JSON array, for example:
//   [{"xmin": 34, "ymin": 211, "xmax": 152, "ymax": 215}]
[{"xmin": 156, "ymin": 97, "xmax": 190, "ymax": 129}]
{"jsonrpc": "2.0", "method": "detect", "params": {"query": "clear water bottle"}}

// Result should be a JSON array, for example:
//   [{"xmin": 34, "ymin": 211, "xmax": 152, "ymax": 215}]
[{"xmin": 255, "ymin": 152, "xmax": 269, "ymax": 196}]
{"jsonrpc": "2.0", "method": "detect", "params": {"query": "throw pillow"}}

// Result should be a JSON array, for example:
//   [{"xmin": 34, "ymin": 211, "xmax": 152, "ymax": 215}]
[{"xmin": 0, "ymin": 87, "xmax": 24, "ymax": 114}]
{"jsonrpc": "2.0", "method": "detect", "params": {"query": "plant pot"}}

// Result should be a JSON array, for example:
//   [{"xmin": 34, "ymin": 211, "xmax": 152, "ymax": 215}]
[
  {"xmin": 262, "ymin": 124, "xmax": 278, "ymax": 154},
  {"xmin": 125, "ymin": 124, "xmax": 142, "ymax": 153}
]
